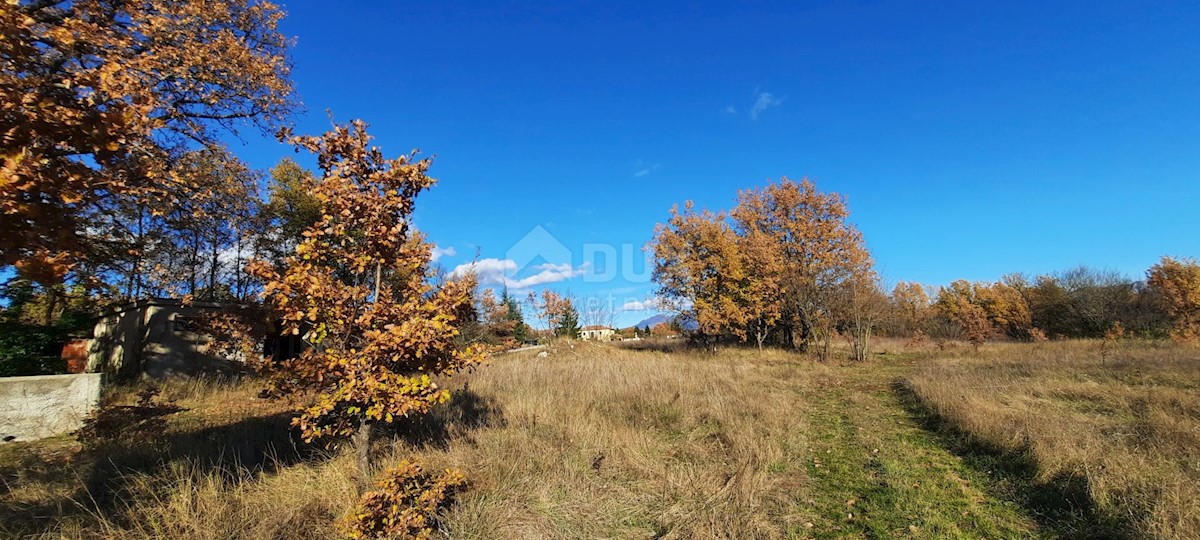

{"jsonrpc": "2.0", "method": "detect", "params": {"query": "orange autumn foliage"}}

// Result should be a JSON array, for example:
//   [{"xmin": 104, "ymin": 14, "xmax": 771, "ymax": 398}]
[
  {"xmin": 935, "ymin": 279, "xmax": 1033, "ymax": 343},
  {"xmin": 650, "ymin": 202, "xmax": 748, "ymax": 347},
  {"xmin": 341, "ymin": 459, "xmax": 467, "ymax": 540},
  {"xmin": 248, "ymin": 120, "xmax": 484, "ymax": 446},
  {"xmin": 731, "ymin": 178, "xmax": 875, "ymax": 353},
  {"xmin": 650, "ymin": 177, "xmax": 879, "ymax": 356},
  {"xmin": 1147, "ymin": 256, "xmax": 1200, "ymax": 342},
  {"xmin": 1, "ymin": 0, "xmax": 294, "ymax": 279}
]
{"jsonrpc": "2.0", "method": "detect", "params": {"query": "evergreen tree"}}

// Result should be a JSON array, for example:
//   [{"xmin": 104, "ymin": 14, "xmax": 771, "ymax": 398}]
[
  {"xmin": 556, "ymin": 303, "xmax": 581, "ymax": 338},
  {"xmin": 501, "ymin": 290, "xmax": 529, "ymax": 342}
]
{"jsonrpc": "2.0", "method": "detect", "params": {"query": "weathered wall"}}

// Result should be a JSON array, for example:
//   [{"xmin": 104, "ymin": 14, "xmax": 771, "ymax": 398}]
[
  {"xmin": 87, "ymin": 301, "xmax": 246, "ymax": 379},
  {"xmin": 0, "ymin": 373, "xmax": 102, "ymax": 442},
  {"xmin": 88, "ymin": 307, "xmax": 142, "ymax": 377},
  {"xmin": 141, "ymin": 304, "xmax": 241, "ymax": 378}
]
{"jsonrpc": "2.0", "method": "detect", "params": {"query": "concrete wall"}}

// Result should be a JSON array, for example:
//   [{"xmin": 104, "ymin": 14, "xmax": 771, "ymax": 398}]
[
  {"xmin": 87, "ymin": 300, "xmax": 245, "ymax": 379},
  {"xmin": 140, "ymin": 303, "xmax": 241, "ymax": 378},
  {"xmin": 88, "ymin": 305, "xmax": 143, "ymax": 377},
  {"xmin": 0, "ymin": 373, "xmax": 102, "ymax": 442}
]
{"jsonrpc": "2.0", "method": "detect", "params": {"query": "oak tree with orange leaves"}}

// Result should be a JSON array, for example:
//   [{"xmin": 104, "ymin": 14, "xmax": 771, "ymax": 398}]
[
  {"xmin": 934, "ymin": 279, "xmax": 1032, "ymax": 343},
  {"xmin": 731, "ymin": 177, "xmax": 876, "ymax": 355},
  {"xmin": 1147, "ymin": 256, "xmax": 1200, "ymax": 341},
  {"xmin": 248, "ymin": 120, "xmax": 484, "ymax": 470},
  {"xmin": 1, "ymin": 0, "xmax": 294, "ymax": 282},
  {"xmin": 737, "ymin": 227, "xmax": 783, "ymax": 350},
  {"xmin": 934, "ymin": 283, "xmax": 995, "ymax": 350},
  {"xmin": 650, "ymin": 202, "xmax": 748, "ymax": 350},
  {"xmin": 531, "ymin": 288, "xmax": 581, "ymax": 338},
  {"xmin": 650, "ymin": 178, "xmax": 880, "ymax": 357}
]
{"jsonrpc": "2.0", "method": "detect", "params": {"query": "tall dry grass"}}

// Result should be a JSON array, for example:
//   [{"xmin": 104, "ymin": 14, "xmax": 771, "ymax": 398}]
[
  {"xmin": 398, "ymin": 341, "xmax": 816, "ymax": 539},
  {"xmin": 7, "ymin": 342, "xmax": 820, "ymax": 539},
  {"xmin": 904, "ymin": 340, "xmax": 1200, "ymax": 539},
  {"xmin": 14, "ymin": 339, "xmax": 1196, "ymax": 539}
]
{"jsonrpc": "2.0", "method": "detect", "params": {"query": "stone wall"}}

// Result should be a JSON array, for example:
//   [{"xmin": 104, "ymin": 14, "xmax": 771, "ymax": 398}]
[{"xmin": 0, "ymin": 373, "xmax": 102, "ymax": 442}]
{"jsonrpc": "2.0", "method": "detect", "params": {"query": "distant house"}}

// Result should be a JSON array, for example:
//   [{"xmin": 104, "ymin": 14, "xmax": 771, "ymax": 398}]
[
  {"xmin": 87, "ymin": 298, "xmax": 260, "ymax": 379},
  {"xmin": 580, "ymin": 325, "xmax": 616, "ymax": 341}
]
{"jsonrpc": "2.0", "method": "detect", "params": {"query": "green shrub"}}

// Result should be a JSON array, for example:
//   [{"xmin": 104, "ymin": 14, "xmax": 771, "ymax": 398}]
[{"xmin": 0, "ymin": 321, "xmax": 68, "ymax": 376}]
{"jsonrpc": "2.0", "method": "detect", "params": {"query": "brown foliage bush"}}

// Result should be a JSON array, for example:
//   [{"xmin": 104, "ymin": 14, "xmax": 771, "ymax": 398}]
[{"xmin": 341, "ymin": 459, "xmax": 467, "ymax": 540}]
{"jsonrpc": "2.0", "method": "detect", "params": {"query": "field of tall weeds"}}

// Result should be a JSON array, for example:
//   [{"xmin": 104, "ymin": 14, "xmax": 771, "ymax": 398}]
[
  {"xmin": 2, "ymin": 343, "xmax": 822, "ymax": 539},
  {"xmin": 904, "ymin": 340, "xmax": 1200, "ymax": 539},
  {"xmin": 3, "ymin": 339, "xmax": 1198, "ymax": 539}
]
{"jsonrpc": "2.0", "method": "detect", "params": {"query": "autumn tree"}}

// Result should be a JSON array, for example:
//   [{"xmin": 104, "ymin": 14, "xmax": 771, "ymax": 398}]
[
  {"xmin": 1147, "ymin": 256, "xmax": 1200, "ymax": 341},
  {"xmin": 1019, "ymin": 275, "xmax": 1074, "ymax": 338},
  {"xmin": 933, "ymin": 279, "xmax": 1033, "ymax": 342},
  {"xmin": 534, "ymin": 289, "xmax": 569, "ymax": 334},
  {"xmin": 934, "ymin": 281, "xmax": 995, "ymax": 349},
  {"xmin": 738, "ymin": 227, "xmax": 784, "ymax": 350},
  {"xmin": 731, "ymin": 177, "xmax": 875, "ymax": 356},
  {"xmin": 1, "ymin": 0, "xmax": 294, "ymax": 282},
  {"xmin": 650, "ymin": 202, "xmax": 748, "ymax": 349},
  {"xmin": 975, "ymin": 280, "xmax": 1032, "ymax": 339},
  {"xmin": 262, "ymin": 157, "xmax": 323, "ymax": 267},
  {"xmin": 249, "ymin": 120, "xmax": 484, "ymax": 469},
  {"xmin": 161, "ymin": 147, "xmax": 263, "ymax": 301},
  {"xmin": 473, "ymin": 288, "xmax": 529, "ymax": 348},
  {"xmin": 835, "ymin": 272, "xmax": 887, "ymax": 361},
  {"xmin": 890, "ymin": 281, "xmax": 932, "ymax": 336}
]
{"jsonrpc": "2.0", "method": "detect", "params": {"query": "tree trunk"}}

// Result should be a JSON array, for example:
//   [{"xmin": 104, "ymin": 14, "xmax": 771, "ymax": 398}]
[
  {"xmin": 374, "ymin": 261, "xmax": 382, "ymax": 302},
  {"xmin": 42, "ymin": 288, "xmax": 58, "ymax": 326},
  {"xmin": 189, "ymin": 232, "xmax": 200, "ymax": 296},
  {"xmin": 128, "ymin": 205, "xmax": 144, "ymax": 301},
  {"xmin": 234, "ymin": 231, "xmax": 243, "ymax": 299},
  {"xmin": 354, "ymin": 418, "xmax": 373, "ymax": 475},
  {"xmin": 208, "ymin": 233, "xmax": 219, "ymax": 300}
]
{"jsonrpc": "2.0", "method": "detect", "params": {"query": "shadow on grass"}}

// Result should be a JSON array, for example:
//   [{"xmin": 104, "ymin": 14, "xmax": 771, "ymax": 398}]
[
  {"xmin": 1, "ymin": 407, "xmax": 318, "ymax": 537},
  {"xmin": 2, "ymin": 385, "xmax": 507, "ymax": 536},
  {"xmin": 379, "ymin": 384, "xmax": 506, "ymax": 450},
  {"xmin": 616, "ymin": 339, "xmax": 692, "ymax": 354},
  {"xmin": 891, "ymin": 380, "xmax": 1138, "ymax": 540}
]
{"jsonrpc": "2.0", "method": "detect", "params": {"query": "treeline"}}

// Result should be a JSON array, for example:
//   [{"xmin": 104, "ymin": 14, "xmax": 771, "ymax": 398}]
[
  {"xmin": 464, "ymin": 288, "xmax": 593, "ymax": 348},
  {"xmin": 0, "ymin": 157, "xmax": 324, "ymax": 331},
  {"xmin": 890, "ymin": 259, "xmax": 1196, "ymax": 346},
  {"xmin": 650, "ymin": 178, "xmax": 1200, "ymax": 357}
]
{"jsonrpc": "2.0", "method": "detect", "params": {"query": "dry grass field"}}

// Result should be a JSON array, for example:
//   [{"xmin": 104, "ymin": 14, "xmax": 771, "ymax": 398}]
[
  {"xmin": 905, "ymin": 340, "xmax": 1200, "ymax": 539},
  {"xmin": 2, "ymin": 339, "xmax": 1197, "ymax": 539}
]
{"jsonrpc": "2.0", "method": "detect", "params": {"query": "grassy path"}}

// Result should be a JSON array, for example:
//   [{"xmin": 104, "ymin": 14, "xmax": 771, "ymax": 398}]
[{"xmin": 793, "ymin": 362, "xmax": 1050, "ymax": 539}]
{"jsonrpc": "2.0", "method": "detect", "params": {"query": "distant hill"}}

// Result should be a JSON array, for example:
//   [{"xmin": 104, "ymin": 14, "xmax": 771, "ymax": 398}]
[
  {"xmin": 632, "ymin": 314, "xmax": 671, "ymax": 329},
  {"xmin": 630, "ymin": 313, "xmax": 698, "ymax": 331}
]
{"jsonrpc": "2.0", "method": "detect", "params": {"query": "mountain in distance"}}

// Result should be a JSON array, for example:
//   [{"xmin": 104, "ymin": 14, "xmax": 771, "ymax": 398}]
[
  {"xmin": 632, "ymin": 314, "xmax": 671, "ymax": 329},
  {"xmin": 630, "ymin": 313, "xmax": 698, "ymax": 331}
]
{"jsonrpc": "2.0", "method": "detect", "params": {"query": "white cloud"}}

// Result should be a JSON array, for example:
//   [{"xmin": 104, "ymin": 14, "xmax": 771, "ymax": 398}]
[
  {"xmin": 750, "ymin": 91, "xmax": 783, "ymax": 120},
  {"xmin": 449, "ymin": 258, "xmax": 586, "ymax": 290},
  {"xmin": 622, "ymin": 297, "xmax": 667, "ymax": 312},
  {"xmin": 430, "ymin": 245, "xmax": 457, "ymax": 263},
  {"xmin": 449, "ymin": 258, "xmax": 515, "ymax": 281},
  {"xmin": 724, "ymin": 105, "xmax": 738, "ymax": 114}
]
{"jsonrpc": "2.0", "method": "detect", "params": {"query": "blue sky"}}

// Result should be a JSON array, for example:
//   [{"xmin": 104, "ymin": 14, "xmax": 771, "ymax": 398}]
[{"xmin": 228, "ymin": 1, "xmax": 1200, "ymax": 327}]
